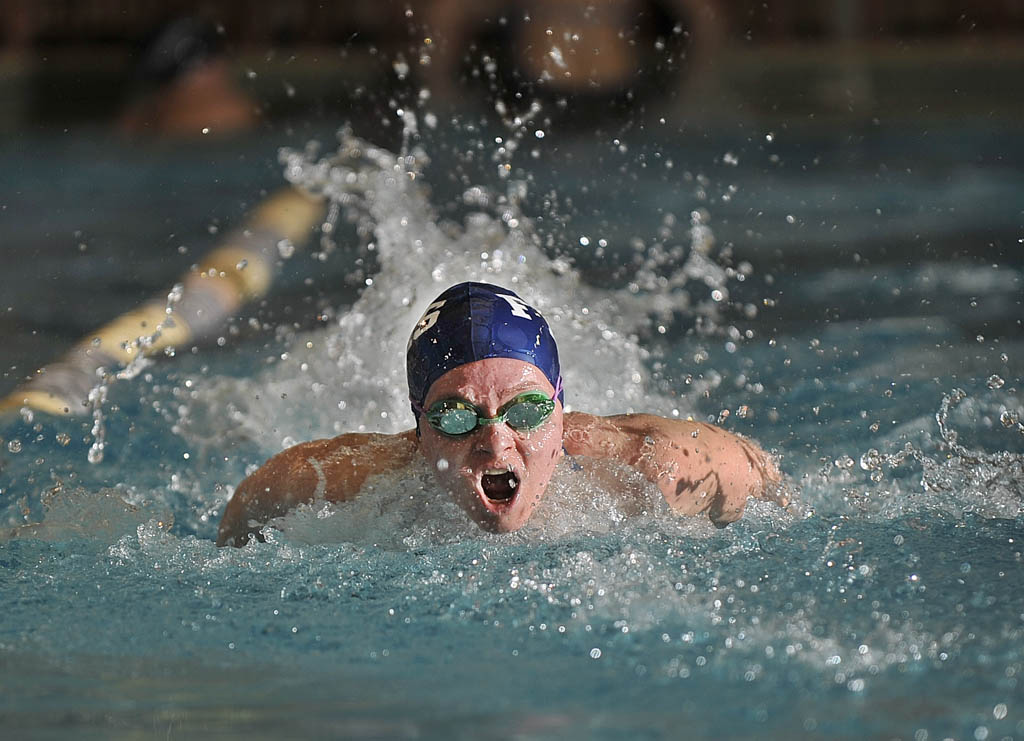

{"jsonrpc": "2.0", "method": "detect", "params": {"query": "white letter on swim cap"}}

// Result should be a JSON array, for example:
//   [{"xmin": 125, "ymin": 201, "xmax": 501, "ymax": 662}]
[
  {"xmin": 496, "ymin": 293, "xmax": 533, "ymax": 320},
  {"xmin": 412, "ymin": 300, "xmax": 446, "ymax": 340}
]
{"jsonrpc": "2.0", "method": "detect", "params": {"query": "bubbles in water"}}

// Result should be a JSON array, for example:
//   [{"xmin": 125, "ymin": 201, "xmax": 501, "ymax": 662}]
[
  {"xmin": 7, "ymin": 439, "xmax": 22, "ymax": 454},
  {"xmin": 277, "ymin": 239, "xmax": 295, "ymax": 259},
  {"xmin": 87, "ymin": 442, "xmax": 104, "ymax": 464},
  {"xmin": 986, "ymin": 374, "xmax": 1004, "ymax": 389}
]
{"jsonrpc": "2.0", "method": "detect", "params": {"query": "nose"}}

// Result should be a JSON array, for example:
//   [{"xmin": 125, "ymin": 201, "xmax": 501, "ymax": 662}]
[{"xmin": 473, "ymin": 420, "xmax": 515, "ymax": 456}]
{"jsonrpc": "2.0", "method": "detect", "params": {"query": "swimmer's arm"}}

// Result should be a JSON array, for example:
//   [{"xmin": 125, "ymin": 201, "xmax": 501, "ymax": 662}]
[
  {"xmin": 563, "ymin": 412, "xmax": 783, "ymax": 526},
  {"xmin": 217, "ymin": 430, "xmax": 419, "ymax": 547}
]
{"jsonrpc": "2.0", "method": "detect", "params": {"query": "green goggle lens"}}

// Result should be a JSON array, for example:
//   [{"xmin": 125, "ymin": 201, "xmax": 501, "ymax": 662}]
[{"xmin": 426, "ymin": 392, "xmax": 555, "ymax": 437}]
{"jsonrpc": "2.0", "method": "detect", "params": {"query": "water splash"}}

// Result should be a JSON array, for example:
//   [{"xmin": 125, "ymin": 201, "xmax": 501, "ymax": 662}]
[
  {"xmin": 1, "ymin": 482, "xmax": 172, "ymax": 544},
  {"xmin": 816, "ymin": 388, "xmax": 1024, "ymax": 521},
  {"xmin": 85, "ymin": 283, "xmax": 185, "ymax": 464},
  {"xmin": 179, "ymin": 126, "xmax": 736, "ymax": 456}
]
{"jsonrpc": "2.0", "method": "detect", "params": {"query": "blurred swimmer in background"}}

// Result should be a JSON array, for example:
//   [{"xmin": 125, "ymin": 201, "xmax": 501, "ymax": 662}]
[
  {"xmin": 218, "ymin": 282, "xmax": 786, "ymax": 546},
  {"xmin": 119, "ymin": 16, "xmax": 256, "ymax": 138}
]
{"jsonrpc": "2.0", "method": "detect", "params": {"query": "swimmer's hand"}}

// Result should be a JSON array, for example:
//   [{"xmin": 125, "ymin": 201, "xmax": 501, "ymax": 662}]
[{"xmin": 563, "ymin": 412, "xmax": 784, "ymax": 526}]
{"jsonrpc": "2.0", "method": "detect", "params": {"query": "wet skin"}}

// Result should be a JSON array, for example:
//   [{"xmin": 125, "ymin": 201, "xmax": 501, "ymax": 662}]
[
  {"xmin": 217, "ymin": 358, "xmax": 784, "ymax": 546},
  {"xmin": 417, "ymin": 358, "xmax": 564, "ymax": 532}
]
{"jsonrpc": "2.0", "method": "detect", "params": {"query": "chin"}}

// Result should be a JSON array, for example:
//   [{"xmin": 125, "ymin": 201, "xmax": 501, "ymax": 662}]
[{"xmin": 481, "ymin": 506, "xmax": 532, "ymax": 533}]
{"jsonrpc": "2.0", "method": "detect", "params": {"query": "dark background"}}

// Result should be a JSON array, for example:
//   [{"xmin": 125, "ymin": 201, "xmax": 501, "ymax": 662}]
[{"xmin": 3, "ymin": 0, "xmax": 1023, "ymax": 129}]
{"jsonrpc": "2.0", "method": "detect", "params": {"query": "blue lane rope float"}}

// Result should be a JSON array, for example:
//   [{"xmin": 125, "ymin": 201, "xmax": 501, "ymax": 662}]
[{"xmin": 0, "ymin": 187, "xmax": 324, "ymax": 417}]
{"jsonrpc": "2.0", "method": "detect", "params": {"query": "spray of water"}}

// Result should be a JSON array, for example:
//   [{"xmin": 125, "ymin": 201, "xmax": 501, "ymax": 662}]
[
  {"xmin": 180, "ymin": 122, "xmax": 731, "ymax": 457},
  {"xmin": 807, "ymin": 386, "xmax": 1023, "ymax": 522}
]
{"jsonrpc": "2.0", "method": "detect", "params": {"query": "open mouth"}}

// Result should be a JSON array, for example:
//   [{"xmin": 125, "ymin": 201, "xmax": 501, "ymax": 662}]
[{"xmin": 481, "ymin": 468, "xmax": 519, "ymax": 504}]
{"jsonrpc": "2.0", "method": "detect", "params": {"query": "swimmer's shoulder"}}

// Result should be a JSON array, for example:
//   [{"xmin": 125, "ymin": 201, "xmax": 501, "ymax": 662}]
[
  {"xmin": 218, "ymin": 430, "xmax": 420, "ymax": 546},
  {"xmin": 562, "ymin": 411, "xmax": 628, "ymax": 458},
  {"xmin": 260, "ymin": 430, "xmax": 420, "ymax": 501},
  {"xmin": 562, "ymin": 410, "xmax": 708, "ymax": 459}
]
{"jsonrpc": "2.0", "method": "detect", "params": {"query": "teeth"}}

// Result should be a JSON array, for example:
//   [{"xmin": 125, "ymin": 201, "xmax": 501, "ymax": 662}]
[{"xmin": 484, "ymin": 468, "xmax": 510, "ymax": 475}]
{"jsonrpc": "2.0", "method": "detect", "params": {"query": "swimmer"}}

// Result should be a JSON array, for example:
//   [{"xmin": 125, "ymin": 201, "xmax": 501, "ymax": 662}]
[
  {"xmin": 217, "ymin": 282, "xmax": 785, "ymax": 546},
  {"xmin": 118, "ymin": 17, "xmax": 256, "ymax": 138}
]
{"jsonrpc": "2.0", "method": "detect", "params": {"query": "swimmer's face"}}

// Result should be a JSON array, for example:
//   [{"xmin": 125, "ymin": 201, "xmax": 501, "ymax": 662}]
[{"xmin": 418, "ymin": 357, "xmax": 564, "ymax": 532}]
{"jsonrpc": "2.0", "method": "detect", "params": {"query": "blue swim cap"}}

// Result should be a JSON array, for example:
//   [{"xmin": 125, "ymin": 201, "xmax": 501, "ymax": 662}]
[{"xmin": 407, "ymin": 282, "xmax": 562, "ymax": 423}]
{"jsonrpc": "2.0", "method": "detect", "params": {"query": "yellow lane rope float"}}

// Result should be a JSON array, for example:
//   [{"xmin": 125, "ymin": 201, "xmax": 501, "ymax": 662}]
[{"xmin": 0, "ymin": 187, "xmax": 324, "ymax": 417}]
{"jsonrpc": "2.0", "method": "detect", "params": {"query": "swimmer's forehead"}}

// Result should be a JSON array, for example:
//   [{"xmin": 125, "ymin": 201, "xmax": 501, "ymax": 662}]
[{"xmin": 424, "ymin": 358, "xmax": 555, "ymax": 410}]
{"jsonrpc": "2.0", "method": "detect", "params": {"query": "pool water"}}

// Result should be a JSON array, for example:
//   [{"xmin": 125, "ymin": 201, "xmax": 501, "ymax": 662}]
[{"xmin": 1, "ymin": 114, "xmax": 1022, "ymax": 739}]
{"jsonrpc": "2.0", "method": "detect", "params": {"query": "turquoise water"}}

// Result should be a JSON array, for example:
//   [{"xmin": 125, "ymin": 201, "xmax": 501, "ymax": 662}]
[{"xmin": 1, "ymin": 118, "xmax": 1022, "ymax": 739}]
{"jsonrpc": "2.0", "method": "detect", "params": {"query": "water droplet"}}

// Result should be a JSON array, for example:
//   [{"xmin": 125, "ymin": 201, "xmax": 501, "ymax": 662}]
[
  {"xmin": 860, "ymin": 449, "xmax": 881, "ymax": 470},
  {"xmin": 436, "ymin": 458, "xmax": 449, "ymax": 472},
  {"xmin": 986, "ymin": 374, "xmax": 1004, "ymax": 389},
  {"xmin": 992, "ymin": 703, "xmax": 1007, "ymax": 720},
  {"xmin": 277, "ymin": 239, "xmax": 295, "ymax": 259},
  {"xmin": 56, "ymin": 433, "xmax": 71, "ymax": 447},
  {"xmin": 87, "ymin": 442, "xmax": 104, "ymax": 464},
  {"xmin": 589, "ymin": 648, "xmax": 602, "ymax": 659},
  {"xmin": 7, "ymin": 440, "xmax": 22, "ymax": 453}
]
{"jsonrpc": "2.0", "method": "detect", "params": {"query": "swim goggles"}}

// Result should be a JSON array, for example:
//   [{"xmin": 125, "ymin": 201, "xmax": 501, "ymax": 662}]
[{"xmin": 423, "ymin": 378, "xmax": 561, "ymax": 437}]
